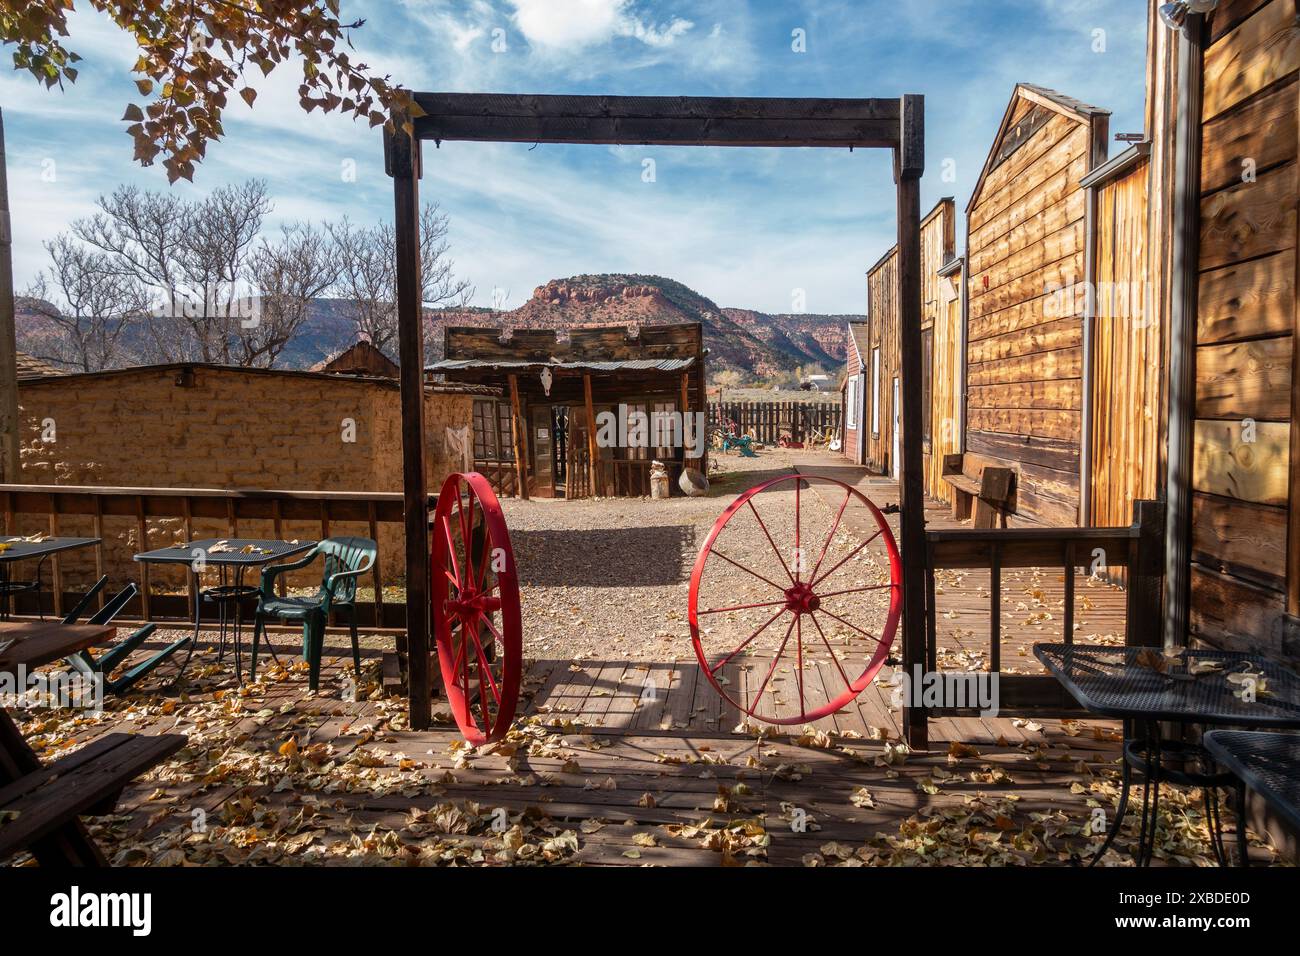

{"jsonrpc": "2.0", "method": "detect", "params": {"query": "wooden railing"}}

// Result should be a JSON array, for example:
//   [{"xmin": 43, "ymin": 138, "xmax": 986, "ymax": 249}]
[
  {"xmin": 908, "ymin": 499, "xmax": 1165, "ymax": 743},
  {"xmin": 0, "ymin": 484, "xmax": 430, "ymax": 629}
]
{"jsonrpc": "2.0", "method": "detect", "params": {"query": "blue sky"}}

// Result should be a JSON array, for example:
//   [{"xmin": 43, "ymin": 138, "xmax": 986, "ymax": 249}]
[{"xmin": 3, "ymin": 0, "xmax": 1149, "ymax": 314}]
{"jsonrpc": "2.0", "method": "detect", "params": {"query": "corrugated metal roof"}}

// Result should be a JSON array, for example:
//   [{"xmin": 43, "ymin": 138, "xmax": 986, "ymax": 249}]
[{"xmin": 429, "ymin": 358, "xmax": 695, "ymax": 373}]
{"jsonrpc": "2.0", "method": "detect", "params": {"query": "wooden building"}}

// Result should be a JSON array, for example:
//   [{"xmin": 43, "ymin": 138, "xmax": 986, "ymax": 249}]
[
  {"xmin": 313, "ymin": 340, "xmax": 400, "ymax": 378},
  {"xmin": 859, "ymin": 198, "xmax": 963, "ymax": 500},
  {"xmin": 841, "ymin": 321, "xmax": 869, "ymax": 464},
  {"xmin": 429, "ymin": 323, "xmax": 707, "ymax": 499},
  {"xmin": 1178, "ymin": 0, "xmax": 1299, "ymax": 659},
  {"xmin": 963, "ymin": 84, "xmax": 1111, "ymax": 526}
]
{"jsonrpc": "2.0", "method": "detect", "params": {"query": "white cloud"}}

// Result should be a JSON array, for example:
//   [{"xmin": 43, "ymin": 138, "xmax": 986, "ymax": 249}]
[{"xmin": 506, "ymin": 0, "xmax": 693, "ymax": 51}]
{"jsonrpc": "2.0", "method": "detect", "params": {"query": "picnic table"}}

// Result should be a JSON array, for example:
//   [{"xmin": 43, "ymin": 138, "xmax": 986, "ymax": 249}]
[
  {"xmin": 0, "ymin": 536, "xmax": 101, "ymax": 620},
  {"xmin": 1035, "ymin": 642, "xmax": 1300, "ymax": 866},
  {"xmin": 0, "ymin": 620, "xmax": 186, "ymax": 865},
  {"xmin": 135, "ymin": 538, "xmax": 316, "ymax": 684}
]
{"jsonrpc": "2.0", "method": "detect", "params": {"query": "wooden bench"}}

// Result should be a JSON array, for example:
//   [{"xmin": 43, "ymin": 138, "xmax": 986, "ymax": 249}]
[
  {"xmin": 0, "ymin": 731, "xmax": 186, "ymax": 865},
  {"xmin": 942, "ymin": 454, "xmax": 1015, "ymax": 528}
]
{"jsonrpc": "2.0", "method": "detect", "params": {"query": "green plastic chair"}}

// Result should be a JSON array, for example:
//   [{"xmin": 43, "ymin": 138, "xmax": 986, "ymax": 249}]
[{"xmin": 250, "ymin": 537, "xmax": 376, "ymax": 690}]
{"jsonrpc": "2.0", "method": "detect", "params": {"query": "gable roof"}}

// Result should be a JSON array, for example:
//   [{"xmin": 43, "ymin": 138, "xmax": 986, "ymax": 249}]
[
  {"xmin": 846, "ymin": 321, "xmax": 870, "ymax": 369},
  {"xmin": 966, "ymin": 83, "xmax": 1111, "ymax": 213},
  {"xmin": 311, "ymin": 340, "xmax": 399, "ymax": 378}
]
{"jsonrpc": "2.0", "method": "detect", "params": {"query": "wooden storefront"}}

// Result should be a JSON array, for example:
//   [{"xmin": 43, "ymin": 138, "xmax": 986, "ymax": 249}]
[
  {"xmin": 861, "ymin": 198, "xmax": 962, "ymax": 500},
  {"xmin": 430, "ymin": 323, "xmax": 708, "ymax": 499},
  {"xmin": 965, "ymin": 85, "xmax": 1110, "ymax": 527}
]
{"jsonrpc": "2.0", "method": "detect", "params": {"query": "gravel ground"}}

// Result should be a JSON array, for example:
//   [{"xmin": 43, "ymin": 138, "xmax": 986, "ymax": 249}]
[{"xmin": 502, "ymin": 448, "xmax": 898, "ymax": 672}]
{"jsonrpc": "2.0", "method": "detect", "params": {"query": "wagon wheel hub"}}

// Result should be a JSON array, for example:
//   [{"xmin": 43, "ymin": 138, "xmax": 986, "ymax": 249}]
[
  {"xmin": 784, "ymin": 583, "xmax": 821, "ymax": 615},
  {"xmin": 446, "ymin": 593, "xmax": 503, "ymax": 619}
]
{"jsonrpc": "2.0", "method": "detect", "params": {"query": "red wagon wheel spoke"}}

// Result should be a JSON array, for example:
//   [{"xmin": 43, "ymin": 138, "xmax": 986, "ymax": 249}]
[
  {"xmin": 696, "ymin": 599, "xmax": 789, "ymax": 617},
  {"xmin": 809, "ymin": 490, "xmax": 851, "ymax": 582},
  {"xmin": 815, "ymin": 607, "xmax": 880, "ymax": 645},
  {"xmin": 817, "ymin": 584, "xmax": 895, "ymax": 600},
  {"xmin": 811, "ymin": 528, "xmax": 884, "ymax": 589},
  {"xmin": 746, "ymin": 500, "xmax": 797, "ymax": 586},
  {"xmin": 708, "ymin": 547, "xmax": 789, "ymax": 593},
  {"xmin": 710, "ymin": 606, "xmax": 788, "ymax": 674},
  {"xmin": 794, "ymin": 479, "xmax": 802, "ymax": 582},
  {"xmin": 750, "ymin": 616, "xmax": 796, "ymax": 713},
  {"xmin": 432, "ymin": 473, "xmax": 522, "ymax": 746},
  {"xmin": 809, "ymin": 611, "xmax": 856, "ymax": 696},
  {"xmin": 795, "ymin": 616, "xmax": 805, "ymax": 715},
  {"xmin": 689, "ymin": 475, "xmax": 901, "ymax": 726}
]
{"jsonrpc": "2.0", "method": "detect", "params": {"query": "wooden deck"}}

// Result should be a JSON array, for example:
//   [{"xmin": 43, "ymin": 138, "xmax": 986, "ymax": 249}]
[
  {"xmin": 8, "ymin": 645, "xmax": 1179, "ymax": 867},
  {"xmin": 4, "ymin": 457, "xmax": 1255, "ymax": 867}
]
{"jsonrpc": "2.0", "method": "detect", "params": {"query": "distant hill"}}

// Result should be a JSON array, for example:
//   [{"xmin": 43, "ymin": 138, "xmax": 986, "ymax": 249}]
[
  {"xmin": 428, "ymin": 274, "xmax": 855, "ymax": 380},
  {"xmin": 16, "ymin": 275, "xmax": 858, "ymax": 383}
]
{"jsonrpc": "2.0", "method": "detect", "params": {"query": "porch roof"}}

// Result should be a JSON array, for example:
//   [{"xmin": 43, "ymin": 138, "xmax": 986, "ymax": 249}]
[{"xmin": 428, "ymin": 357, "xmax": 696, "ymax": 375}]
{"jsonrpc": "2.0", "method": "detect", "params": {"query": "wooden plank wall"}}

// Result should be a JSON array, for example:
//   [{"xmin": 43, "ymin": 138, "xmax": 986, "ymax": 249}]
[
  {"xmin": 922, "ymin": 200, "xmax": 960, "ymax": 503},
  {"xmin": 865, "ymin": 250, "xmax": 899, "ymax": 475},
  {"xmin": 1189, "ymin": 0, "xmax": 1299, "ymax": 655},
  {"xmin": 1090, "ymin": 158, "xmax": 1164, "ymax": 528},
  {"xmin": 966, "ymin": 93, "xmax": 1104, "ymax": 526}
]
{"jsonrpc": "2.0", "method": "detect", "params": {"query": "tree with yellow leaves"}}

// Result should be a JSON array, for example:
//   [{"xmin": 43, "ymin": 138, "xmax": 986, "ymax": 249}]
[{"xmin": 0, "ymin": 0, "xmax": 415, "ymax": 181}]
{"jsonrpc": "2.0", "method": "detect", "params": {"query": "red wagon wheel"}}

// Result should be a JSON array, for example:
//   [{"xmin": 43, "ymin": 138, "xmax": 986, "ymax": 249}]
[
  {"xmin": 688, "ymin": 475, "xmax": 902, "ymax": 725},
  {"xmin": 431, "ymin": 472, "xmax": 522, "ymax": 746}
]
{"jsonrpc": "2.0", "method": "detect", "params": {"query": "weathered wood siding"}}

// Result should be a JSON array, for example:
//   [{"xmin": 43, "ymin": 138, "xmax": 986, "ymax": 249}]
[
  {"xmin": 921, "ymin": 200, "xmax": 961, "ymax": 503},
  {"xmin": 863, "ymin": 200, "xmax": 959, "ymax": 490},
  {"xmin": 1190, "ymin": 0, "xmax": 1299, "ymax": 655},
  {"xmin": 965, "ymin": 88, "xmax": 1108, "ymax": 526},
  {"xmin": 865, "ymin": 251, "xmax": 898, "ymax": 475},
  {"xmin": 1090, "ymin": 158, "xmax": 1164, "ymax": 528}
]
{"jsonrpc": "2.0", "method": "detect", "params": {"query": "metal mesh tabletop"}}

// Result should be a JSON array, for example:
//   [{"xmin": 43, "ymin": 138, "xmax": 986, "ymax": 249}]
[
  {"xmin": 0, "ymin": 537, "xmax": 101, "ymax": 562},
  {"xmin": 1034, "ymin": 643, "xmax": 1300, "ymax": 728},
  {"xmin": 1203, "ymin": 731, "xmax": 1300, "ymax": 833},
  {"xmin": 134, "ymin": 538, "xmax": 316, "ymax": 567}
]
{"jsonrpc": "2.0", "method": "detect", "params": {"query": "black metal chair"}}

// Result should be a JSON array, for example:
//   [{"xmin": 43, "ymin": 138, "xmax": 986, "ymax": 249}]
[{"xmin": 61, "ymin": 576, "xmax": 190, "ymax": 695}]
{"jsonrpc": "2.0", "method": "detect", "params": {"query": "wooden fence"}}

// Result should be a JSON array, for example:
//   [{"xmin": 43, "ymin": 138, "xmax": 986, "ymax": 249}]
[
  {"xmin": 709, "ymin": 401, "xmax": 841, "ymax": 446},
  {"xmin": 0, "ymin": 484, "xmax": 428, "ymax": 630}
]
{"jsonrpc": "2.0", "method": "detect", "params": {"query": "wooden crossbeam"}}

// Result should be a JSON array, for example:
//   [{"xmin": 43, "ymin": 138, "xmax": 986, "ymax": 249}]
[{"xmin": 412, "ymin": 93, "xmax": 902, "ymax": 148}]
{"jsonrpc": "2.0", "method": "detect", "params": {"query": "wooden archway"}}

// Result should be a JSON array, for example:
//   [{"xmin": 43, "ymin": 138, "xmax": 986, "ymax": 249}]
[{"xmin": 386, "ymin": 93, "xmax": 927, "ymax": 745}]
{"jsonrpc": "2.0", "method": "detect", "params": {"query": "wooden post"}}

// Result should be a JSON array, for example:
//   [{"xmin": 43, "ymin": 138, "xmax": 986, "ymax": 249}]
[
  {"xmin": 387, "ymin": 121, "xmax": 432, "ymax": 730},
  {"xmin": 895, "ymin": 93, "xmax": 929, "ymax": 752},
  {"xmin": 1127, "ymin": 499, "xmax": 1166, "ymax": 648},
  {"xmin": 679, "ymin": 372, "xmax": 693, "ymax": 470},
  {"xmin": 508, "ymin": 373, "xmax": 530, "ymax": 501},
  {"xmin": 1163, "ymin": 15, "xmax": 1204, "ymax": 652},
  {"xmin": 0, "ymin": 109, "xmax": 20, "ymax": 483},
  {"xmin": 583, "ymin": 373, "xmax": 600, "ymax": 497}
]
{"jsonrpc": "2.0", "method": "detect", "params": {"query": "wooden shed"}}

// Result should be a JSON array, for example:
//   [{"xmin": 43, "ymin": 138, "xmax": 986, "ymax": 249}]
[
  {"xmin": 861, "ymin": 197, "xmax": 962, "ymax": 498},
  {"xmin": 963, "ymin": 84, "xmax": 1111, "ymax": 526},
  {"xmin": 429, "ymin": 323, "xmax": 707, "ymax": 500},
  {"xmin": 313, "ymin": 339, "xmax": 400, "ymax": 378}
]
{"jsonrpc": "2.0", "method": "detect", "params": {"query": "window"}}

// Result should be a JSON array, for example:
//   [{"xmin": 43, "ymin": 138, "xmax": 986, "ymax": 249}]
[
  {"xmin": 846, "ymin": 377, "xmax": 858, "ymax": 429},
  {"xmin": 921, "ymin": 328, "xmax": 934, "ymax": 446},
  {"xmin": 472, "ymin": 400, "xmax": 515, "ymax": 461},
  {"xmin": 472, "ymin": 400, "xmax": 494, "ymax": 459},
  {"xmin": 871, "ymin": 348, "xmax": 881, "ymax": 437}
]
